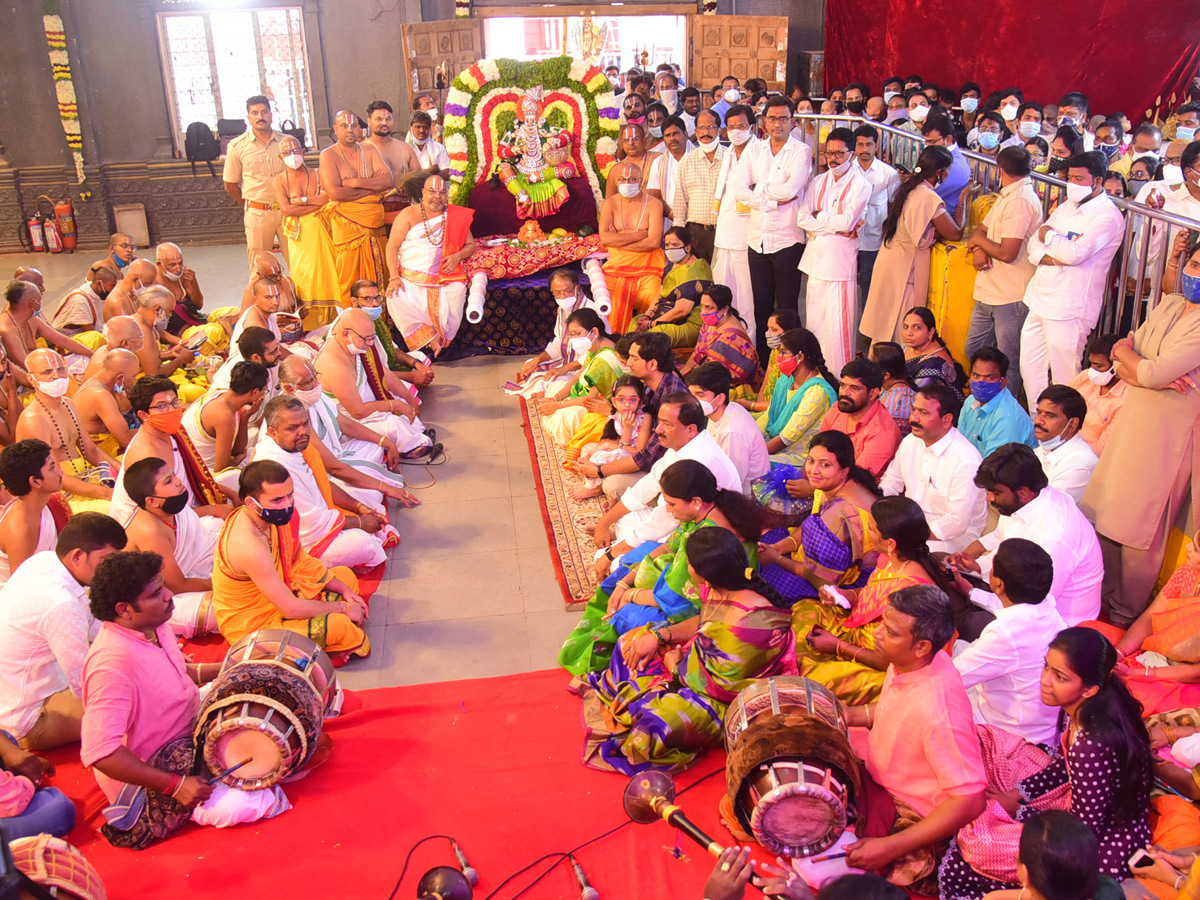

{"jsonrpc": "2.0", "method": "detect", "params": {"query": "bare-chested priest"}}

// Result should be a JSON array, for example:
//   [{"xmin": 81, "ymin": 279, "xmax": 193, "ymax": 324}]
[
  {"xmin": 0, "ymin": 439, "xmax": 63, "ymax": 588},
  {"xmin": 240, "ymin": 251, "xmax": 299, "ymax": 314},
  {"xmin": 73, "ymin": 347, "xmax": 140, "ymax": 458},
  {"xmin": 319, "ymin": 109, "xmax": 394, "ymax": 303},
  {"xmin": 103, "ymin": 258, "xmax": 157, "ymax": 322},
  {"xmin": 365, "ymin": 100, "xmax": 419, "ymax": 224},
  {"xmin": 599, "ymin": 160, "xmax": 666, "ymax": 332},
  {"xmin": 1, "ymin": 280, "xmax": 94, "ymax": 382},
  {"xmin": 80, "ymin": 316, "xmax": 143, "ymax": 384},
  {"xmin": 155, "ymin": 242, "xmax": 205, "ymax": 335},
  {"xmin": 15, "ymin": 349, "xmax": 117, "ymax": 513}
]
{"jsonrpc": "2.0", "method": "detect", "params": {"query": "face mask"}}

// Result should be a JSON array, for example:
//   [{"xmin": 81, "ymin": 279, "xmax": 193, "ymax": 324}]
[
  {"xmin": 777, "ymin": 355, "xmax": 799, "ymax": 377},
  {"xmin": 1180, "ymin": 270, "xmax": 1200, "ymax": 304},
  {"xmin": 412, "ymin": 134, "xmax": 430, "ymax": 148},
  {"xmin": 36, "ymin": 376, "xmax": 70, "ymax": 398},
  {"xmin": 978, "ymin": 132, "xmax": 1001, "ymax": 150},
  {"xmin": 765, "ymin": 331, "xmax": 783, "ymax": 350},
  {"xmin": 154, "ymin": 491, "xmax": 189, "ymax": 516},
  {"xmin": 698, "ymin": 398, "xmax": 714, "ymax": 416},
  {"xmin": 1047, "ymin": 156, "xmax": 1070, "ymax": 174},
  {"xmin": 147, "ymin": 407, "xmax": 184, "ymax": 435},
  {"xmin": 626, "ymin": 114, "xmax": 645, "ymax": 125},
  {"xmin": 1066, "ymin": 181, "xmax": 1095, "ymax": 204},
  {"xmin": 648, "ymin": 126, "xmax": 663, "ymax": 139},
  {"xmin": 1179, "ymin": 126, "xmax": 1197, "ymax": 143},
  {"xmin": 1059, "ymin": 116, "xmax": 1078, "ymax": 129},
  {"xmin": 885, "ymin": 109, "xmax": 904, "ymax": 125},
  {"xmin": 609, "ymin": 76, "xmax": 621, "ymax": 88},
  {"xmin": 1018, "ymin": 121, "xmax": 1041, "ymax": 139},
  {"xmin": 969, "ymin": 379, "xmax": 1005, "ymax": 405},
  {"xmin": 618, "ymin": 183, "xmax": 640, "ymax": 199},
  {"xmin": 1038, "ymin": 433, "xmax": 1067, "ymax": 452},
  {"xmin": 112, "ymin": 255, "xmax": 131, "ymax": 270},
  {"xmin": 700, "ymin": 310, "xmax": 721, "ymax": 327},
  {"xmin": 846, "ymin": 100, "xmax": 864, "ymax": 114},
  {"xmin": 1163, "ymin": 164, "xmax": 1184, "ymax": 184},
  {"xmin": 427, "ymin": 109, "xmax": 438, "ymax": 123},
  {"xmin": 1097, "ymin": 142, "xmax": 1119, "ymax": 161},
  {"xmin": 283, "ymin": 154, "xmax": 304, "ymax": 170},
  {"xmin": 155, "ymin": 314, "xmax": 169, "ymax": 332},
  {"xmin": 251, "ymin": 498, "xmax": 295, "ymax": 527},
  {"xmin": 697, "ymin": 137, "xmax": 719, "ymax": 152},
  {"xmin": 1000, "ymin": 104, "xmax": 1019, "ymax": 122},
  {"xmin": 665, "ymin": 247, "xmax": 687, "ymax": 264},
  {"xmin": 292, "ymin": 385, "xmax": 324, "ymax": 406},
  {"xmin": 1086, "ymin": 366, "xmax": 1115, "ymax": 385},
  {"xmin": 960, "ymin": 97, "xmax": 979, "ymax": 113},
  {"xmin": 908, "ymin": 105, "xmax": 929, "ymax": 124},
  {"xmin": 660, "ymin": 90, "xmax": 678, "ymax": 108},
  {"xmin": 114, "ymin": 380, "xmax": 125, "ymax": 395},
  {"xmin": 569, "ymin": 335, "xmax": 593, "ymax": 358},
  {"xmin": 728, "ymin": 128, "xmax": 752, "ymax": 147},
  {"xmin": 883, "ymin": 91, "xmax": 899, "ymax": 104},
  {"xmin": 130, "ymin": 278, "xmax": 146, "ymax": 300},
  {"xmin": 724, "ymin": 89, "xmax": 740, "ymax": 103},
  {"xmin": 830, "ymin": 157, "xmax": 854, "ymax": 176},
  {"xmin": 1132, "ymin": 150, "xmax": 1159, "ymax": 164},
  {"xmin": 361, "ymin": 304, "xmax": 384, "ymax": 321},
  {"xmin": 555, "ymin": 293, "xmax": 579, "ymax": 312},
  {"xmin": 161, "ymin": 269, "xmax": 183, "ymax": 282}
]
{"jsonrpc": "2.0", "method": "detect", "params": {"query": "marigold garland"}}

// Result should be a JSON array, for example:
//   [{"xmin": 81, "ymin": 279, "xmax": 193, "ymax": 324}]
[
  {"xmin": 442, "ymin": 56, "xmax": 619, "ymax": 208},
  {"xmin": 42, "ymin": 7, "xmax": 90, "ymax": 199}
]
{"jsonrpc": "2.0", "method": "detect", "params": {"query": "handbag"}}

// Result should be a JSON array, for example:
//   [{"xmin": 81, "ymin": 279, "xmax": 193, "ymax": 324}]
[{"xmin": 280, "ymin": 118, "xmax": 308, "ymax": 151}]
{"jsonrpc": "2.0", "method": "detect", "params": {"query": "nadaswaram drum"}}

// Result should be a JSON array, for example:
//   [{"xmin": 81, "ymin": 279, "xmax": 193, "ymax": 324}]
[
  {"xmin": 724, "ymin": 676, "xmax": 864, "ymax": 857},
  {"xmin": 195, "ymin": 629, "xmax": 337, "ymax": 790}
]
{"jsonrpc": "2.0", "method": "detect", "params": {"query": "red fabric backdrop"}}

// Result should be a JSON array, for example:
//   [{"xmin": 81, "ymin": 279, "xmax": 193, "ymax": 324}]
[{"xmin": 823, "ymin": 0, "xmax": 1200, "ymax": 124}]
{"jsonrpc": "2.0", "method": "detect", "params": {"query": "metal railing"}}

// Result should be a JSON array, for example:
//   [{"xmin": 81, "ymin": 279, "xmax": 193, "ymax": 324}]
[{"xmin": 793, "ymin": 114, "xmax": 1200, "ymax": 333}]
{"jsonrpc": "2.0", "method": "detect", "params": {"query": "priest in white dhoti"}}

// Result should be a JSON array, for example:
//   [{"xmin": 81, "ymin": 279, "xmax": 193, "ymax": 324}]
[
  {"xmin": 313, "ymin": 308, "xmax": 435, "ymax": 457},
  {"xmin": 384, "ymin": 171, "xmax": 476, "ymax": 357},
  {"xmin": 120, "ymin": 457, "xmax": 221, "ymax": 638},
  {"xmin": 252, "ymin": 395, "xmax": 396, "ymax": 570},
  {"xmin": 504, "ymin": 268, "xmax": 607, "ymax": 398},
  {"xmin": 797, "ymin": 127, "xmax": 872, "ymax": 377},
  {"xmin": 710, "ymin": 105, "xmax": 757, "ymax": 338},
  {"xmin": 278, "ymin": 356, "xmax": 417, "ymax": 511}
]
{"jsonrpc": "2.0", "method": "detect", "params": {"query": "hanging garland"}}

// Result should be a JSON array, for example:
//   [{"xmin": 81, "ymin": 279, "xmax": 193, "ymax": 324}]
[
  {"xmin": 442, "ymin": 57, "xmax": 619, "ymax": 207},
  {"xmin": 42, "ymin": 4, "xmax": 90, "ymax": 200}
]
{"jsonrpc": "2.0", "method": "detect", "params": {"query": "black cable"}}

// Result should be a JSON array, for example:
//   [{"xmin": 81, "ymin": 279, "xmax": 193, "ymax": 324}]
[{"xmin": 385, "ymin": 833, "xmax": 455, "ymax": 900}]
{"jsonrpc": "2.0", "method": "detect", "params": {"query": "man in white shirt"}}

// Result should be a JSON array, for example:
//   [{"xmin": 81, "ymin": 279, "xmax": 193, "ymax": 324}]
[
  {"xmin": 0, "ymin": 512, "xmax": 127, "ymax": 750},
  {"xmin": 734, "ymin": 95, "xmax": 812, "ymax": 363},
  {"xmin": 963, "ymin": 146, "xmax": 1044, "ymax": 401},
  {"xmin": 797, "ymin": 127, "xmax": 872, "ymax": 376},
  {"xmin": 405, "ymin": 111, "xmax": 449, "ymax": 170},
  {"xmin": 592, "ymin": 392, "xmax": 740, "ymax": 572},
  {"xmin": 948, "ymin": 443, "xmax": 1103, "ymax": 625},
  {"xmin": 1135, "ymin": 141, "xmax": 1200, "ymax": 303},
  {"xmin": 686, "ymin": 363, "xmax": 769, "ymax": 494},
  {"xmin": 1032, "ymin": 385, "xmax": 1098, "ymax": 504},
  {"xmin": 647, "ymin": 116, "xmax": 691, "ymax": 231},
  {"xmin": 952, "ymin": 538, "xmax": 1066, "ymax": 745},
  {"xmin": 1018, "ymin": 153, "xmax": 1123, "ymax": 409},
  {"xmin": 853, "ymin": 124, "xmax": 900, "ymax": 333},
  {"xmin": 711, "ymin": 105, "xmax": 758, "ymax": 338},
  {"xmin": 880, "ymin": 384, "xmax": 987, "ymax": 555}
]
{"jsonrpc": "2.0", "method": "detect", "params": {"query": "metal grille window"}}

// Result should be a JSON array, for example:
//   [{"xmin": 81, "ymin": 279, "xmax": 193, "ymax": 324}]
[{"xmin": 158, "ymin": 7, "xmax": 315, "ymax": 153}]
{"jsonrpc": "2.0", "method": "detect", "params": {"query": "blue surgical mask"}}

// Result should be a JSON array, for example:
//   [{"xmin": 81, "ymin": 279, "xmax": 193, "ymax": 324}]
[
  {"xmin": 1180, "ymin": 269, "xmax": 1200, "ymax": 304},
  {"xmin": 112, "ymin": 255, "xmax": 130, "ymax": 269},
  {"xmin": 978, "ymin": 132, "xmax": 1001, "ymax": 150},
  {"xmin": 114, "ymin": 381, "xmax": 125, "ymax": 395},
  {"xmin": 970, "ymin": 379, "xmax": 1005, "ymax": 405},
  {"xmin": 1179, "ymin": 126, "xmax": 1198, "ymax": 143},
  {"xmin": 362, "ymin": 304, "xmax": 384, "ymax": 321}
]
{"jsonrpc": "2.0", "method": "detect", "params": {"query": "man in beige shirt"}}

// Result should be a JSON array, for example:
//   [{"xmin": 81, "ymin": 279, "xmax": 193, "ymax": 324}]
[
  {"xmin": 223, "ymin": 94, "xmax": 288, "ymax": 277},
  {"xmin": 964, "ymin": 146, "xmax": 1044, "ymax": 400}
]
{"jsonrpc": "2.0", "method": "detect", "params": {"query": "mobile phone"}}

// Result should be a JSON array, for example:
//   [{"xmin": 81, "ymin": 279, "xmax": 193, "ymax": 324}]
[{"xmin": 1128, "ymin": 849, "xmax": 1155, "ymax": 869}]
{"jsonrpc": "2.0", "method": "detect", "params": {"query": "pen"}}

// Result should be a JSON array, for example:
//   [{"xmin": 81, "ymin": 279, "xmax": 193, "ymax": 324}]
[{"xmin": 810, "ymin": 851, "xmax": 847, "ymax": 864}]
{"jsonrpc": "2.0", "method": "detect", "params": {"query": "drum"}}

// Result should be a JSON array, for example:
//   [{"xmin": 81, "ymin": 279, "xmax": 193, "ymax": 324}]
[
  {"xmin": 9, "ymin": 834, "xmax": 108, "ymax": 900},
  {"xmin": 724, "ymin": 676, "xmax": 864, "ymax": 857},
  {"xmin": 195, "ymin": 629, "xmax": 338, "ymax": 790}
]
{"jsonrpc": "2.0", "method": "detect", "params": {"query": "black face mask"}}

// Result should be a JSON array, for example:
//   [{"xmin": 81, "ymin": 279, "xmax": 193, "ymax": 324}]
[
  {"xmin": 154, "ymin": 491, "xmax": 189, "ymax": 516},
  {"xmin": 96, "ymin": 287, "xmax": 112, "ymax": 301},
  {"xmin": 252, "ymin": 499, "xmax": 294, "ymax": 527},
  {"xmin": 1047, "ymin": 156, "xmax": 1070, "ymax": 174},
  {"xmin": 846, "ymin": 100, "xmax": 864, "ymax": 115}
]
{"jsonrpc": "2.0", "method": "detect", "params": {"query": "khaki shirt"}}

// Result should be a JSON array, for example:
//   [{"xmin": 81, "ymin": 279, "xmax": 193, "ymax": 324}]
[
  {"xmin": 973, "ymin": 176, "xmax": 1043, "ymax": 306},
  {"xmin": 222, "ymin": 130, "xmax": 286, "ymax": 204}
]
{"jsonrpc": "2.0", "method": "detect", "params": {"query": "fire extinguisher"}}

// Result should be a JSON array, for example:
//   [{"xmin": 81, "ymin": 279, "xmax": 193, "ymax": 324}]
[
  {"xmin": 54, "ymin": 198, "xmax": 77, "ymax": 252},
  {"xmin": 36, "ymin": 196, "xmax": 63, "ymax": 254},
  {"xmin": 26, "ymin": 214, "xmax": 46, "ymax": 252}
]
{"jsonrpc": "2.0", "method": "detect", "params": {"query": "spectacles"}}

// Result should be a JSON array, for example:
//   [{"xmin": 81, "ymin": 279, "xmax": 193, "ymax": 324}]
[
  {"xmin": 115, "ymin": 242, "xmax": 134, "ymax": 249},
  {"xmin": 149, "ymin": 399, "xmax": 184, "ymax": 412},
  {"xmin": 356, "ymin": 294, "xmax": 382, "ymax": 305},
  {"xmin": 825, "ymin": 149, "xmax": 850, "ymax": 159},
  {"xmin": 765, "ymin": 116, "xmax": 791, "ymax": 124},
  {"xmin": 345, "ymin": 328, "xmax": 373, "ymax": 342}
]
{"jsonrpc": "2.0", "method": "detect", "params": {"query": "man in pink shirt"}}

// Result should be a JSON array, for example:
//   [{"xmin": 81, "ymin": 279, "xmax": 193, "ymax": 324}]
[{"xmin": 842, "ymin": 585, "xmax": 986, "ymax": 891}]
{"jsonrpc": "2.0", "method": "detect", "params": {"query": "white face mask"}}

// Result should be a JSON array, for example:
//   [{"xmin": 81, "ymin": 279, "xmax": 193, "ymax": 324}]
[
  {"xmin": 830, "ymin": 157, "xmax": 854, "ymax": 176},
  {"xmin": 1000, "ymin": 103, "xmax": 1019, "ymax": 122},
  {"xmin": 648, "ymin": 126, "xmax": 663, "ymax": 139},
  {"xmin": 283, "ymin": 154, "xmax": 304, "ymax": 170},
  {"xmin": 659, "ymin": 90, "xmax": 678, "ymax": 108},
  {"xmin": 36, "ymin": 376, "xmax": 70, "ymax": 398},
  {"xmin": 960, "ymin": 97, "xmax": 979, "ymax": 113},
  {"xmin": 1066, "ymin": 181, "xmax": 1095, "ymax": 204},
  {"xmin": 344, "ymin": 334, "xmax": 368, "ymax": 355},
  {"xmin": 1018, "ymin": 120, "xmax": 1041, "ymax": 139},
  {"xmin": 154, "ymin": 314, "xmax": 169, "ymax": 332},
  {"xmin": 883, "ymin": 90, "xmax": 899, "ymax": 104},
  {"xmin": 665, "ymin": 247, "xmax": 687, "ymax": 263},
  {"xmin": 908, "ymin": 105, "xmax": 929, "ymax": 124},
  {"xmin": 723, "ymin": 89, "xmax": 740, "ymax": 103},
  {"xmin": 161, "ymin": 268, "xmax": 182, "ymax": 282},
  {"xmin": 885, "ymin": 109, "xmax": 904, "ymax": 125},
  {"xmin": 1086, "ymin": 366, "xmax": 1115, "ymax": 385},
  {"xmin": 618, "ymin": 183, "xmax": 640, "ymax": 199},
  {"xmin": 1163, "ymin": 164, "xmax": 1184, "ymax": 184},
  {"xmin": 697, "ymin": 137, "xmax": 719, "ymax": 152},
  {"xmin": 1038, "ymin": 433, "xmax": 1067, "ymax": 452},
  {"xmin": 568, "ymin": 335, "xmax": 593, "ymax": 358},
  {"xmin": 698, "ymin": 398, "xmax": 714, "ymax": 416},
  {"xmin": 1132, "ymin": 150, "xmax": 1159, "ymax": 164},
  {"xmin": 427, "ymin": 109, "xmax": 438, "ymax": 123},
  {"xmin": 727, "ymin": 128, "xmax": 752, "ymax": 147},
  {"xmin": 292, "ymin": 385, "xmax": 323, "ymax": 406},
  {"xmin": 555, "ymin": 293, "xmax": 579, "ymax": 311},
  {"xmin": 1179, "ymin": 126, "xmax": 1197, "ymax": 143}
]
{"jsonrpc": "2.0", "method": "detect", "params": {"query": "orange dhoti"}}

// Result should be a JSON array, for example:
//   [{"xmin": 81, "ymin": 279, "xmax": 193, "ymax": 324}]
[
  {"xmin": 602, "ymin": 247, "xmax": 666, "ymax": 333},
  {"xmin": 321, "ymin": 197, "xmax": 388, "ymax": 308}
]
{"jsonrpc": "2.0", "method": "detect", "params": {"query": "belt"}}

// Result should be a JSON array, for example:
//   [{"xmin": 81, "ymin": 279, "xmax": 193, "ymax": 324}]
[
  {"xmin": 244, "ymin": 200, "xmax": 280, "ymax": 211},
  {"xmin": 686, "ymin": 222, "xmax": 717, "ymax": 230}
]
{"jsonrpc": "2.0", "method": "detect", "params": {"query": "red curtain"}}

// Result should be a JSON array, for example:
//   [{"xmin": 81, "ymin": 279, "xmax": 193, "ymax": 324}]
[{"xmin": 823, "ymin": 0, "xmax": 1200, "ymax": 124}]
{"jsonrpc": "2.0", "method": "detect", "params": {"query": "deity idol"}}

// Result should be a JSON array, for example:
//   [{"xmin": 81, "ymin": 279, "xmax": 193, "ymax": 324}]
[{"xmin": 496, "ymin": 86, "xmax": 578, "ymax": 220}]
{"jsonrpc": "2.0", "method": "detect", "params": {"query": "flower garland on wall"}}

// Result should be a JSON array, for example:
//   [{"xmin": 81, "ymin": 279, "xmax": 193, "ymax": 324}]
[
  {"xmin": 442, "ymin": 57, "xmax": 619, "ymax": 208},
  {"xmin": 42, "ymin": 6, "xmax": 90, "ymax": 200}
]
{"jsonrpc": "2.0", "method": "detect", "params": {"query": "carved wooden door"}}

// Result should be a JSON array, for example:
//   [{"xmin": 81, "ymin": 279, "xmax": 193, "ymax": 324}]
[
  {"xmin": 688, "ymin": 15, "xmax": 788, "ymax": 93},
  {"xmin": 401, "ymin": 19, "xmax": 483, "ymax": 101}
]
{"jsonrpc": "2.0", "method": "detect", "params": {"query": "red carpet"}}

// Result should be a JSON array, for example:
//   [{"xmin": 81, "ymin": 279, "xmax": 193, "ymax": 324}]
[{"xmin": 44, "ymin": 669, "xmax": 743, "ymax": 900}]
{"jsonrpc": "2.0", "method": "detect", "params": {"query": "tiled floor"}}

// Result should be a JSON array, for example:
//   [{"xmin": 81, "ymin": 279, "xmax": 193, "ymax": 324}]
[{"xmin": 1, "ymin": 244, "xmax": 577, "ymax": 691}]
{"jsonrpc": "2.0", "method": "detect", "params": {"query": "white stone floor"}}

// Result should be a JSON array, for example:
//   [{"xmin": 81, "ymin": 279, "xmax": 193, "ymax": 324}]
[{"xmin": 1, "ymin": 243, "xmax": 577, "ymax": 692}]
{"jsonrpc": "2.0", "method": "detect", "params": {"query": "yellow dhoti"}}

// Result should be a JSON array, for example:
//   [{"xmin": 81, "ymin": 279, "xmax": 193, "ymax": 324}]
[
  {"xmin": 91, "ymin": 432, "xmax": 123, "ymax": 459},
  {"xmin": 284, "ymin": 213, "xmax": 343, "ymax": 333},
  {"xmin": 60, "ymin": 456, "xmax": 115, "ymax": 514},
  {"xmin": 321, "ymin": 197, "xmax": 388, "ymax": 310},
  {"xmin": 181, "ymin": 306, "xmax": 242, "ymax": 357}
]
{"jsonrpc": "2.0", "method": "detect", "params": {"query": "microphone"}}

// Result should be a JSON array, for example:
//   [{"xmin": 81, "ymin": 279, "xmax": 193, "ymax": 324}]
[
  {"xmin": 450, "ymin": 839, "xmax": 478, "ymax": 887},
  {"xmin": 572, "ymin": 856, "xmax": 599, "ymax": 900}
]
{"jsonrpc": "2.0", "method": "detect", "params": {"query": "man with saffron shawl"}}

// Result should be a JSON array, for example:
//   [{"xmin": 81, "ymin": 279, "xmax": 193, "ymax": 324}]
[
  {"xmin": 318, "ymin": 111, "xmax": 393, "ymax": 309},
  {"xmin": 212, "ymin": 460, "xmax": 369, "ymax": 662},
  {"xmin": 599, "ymin": 161, "xmax": 666, "ymax": 333},
  {"xmin": 385, "ymin": 171, "xmax": 476, "ymax": 357}
]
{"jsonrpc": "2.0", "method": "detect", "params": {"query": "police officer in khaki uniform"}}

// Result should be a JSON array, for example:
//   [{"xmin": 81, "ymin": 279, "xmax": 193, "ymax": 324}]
[{"xmin": 223, "ymin": 95, "xmax": 289, "ymax": 276}]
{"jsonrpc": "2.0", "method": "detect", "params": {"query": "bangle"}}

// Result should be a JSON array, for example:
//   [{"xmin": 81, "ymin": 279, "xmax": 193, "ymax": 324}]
[
  {"xmin": 604, "ymin": 548, "xmax": 613, "ymax": 561},
  {"xmin": 379, "ymin": 435, "xmax": 387, "ymax": 447},
  {"xmin": 865, "ymin": 705, "xmax": 874, "ymax": 728},
  {"xmin": 597, "ymin": 463, "xmax": 605, "ymax": 478},
  {"xmin": 1164, "ymin": 722, "xmax": 1180, "ymax": 744},
  {"xmin": 1176, "ymin": 875, "xmax": 1184, "ymax": 890}
]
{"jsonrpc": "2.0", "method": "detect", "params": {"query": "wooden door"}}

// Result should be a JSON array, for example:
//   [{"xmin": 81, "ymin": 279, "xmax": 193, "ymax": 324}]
[
  {"xmin": 401, "ymin": 19, "xmax": 483, "ymax": 102},
  {"xmin": 688, "ymin": 15, "xmax": 787, "ymax": 93}
]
